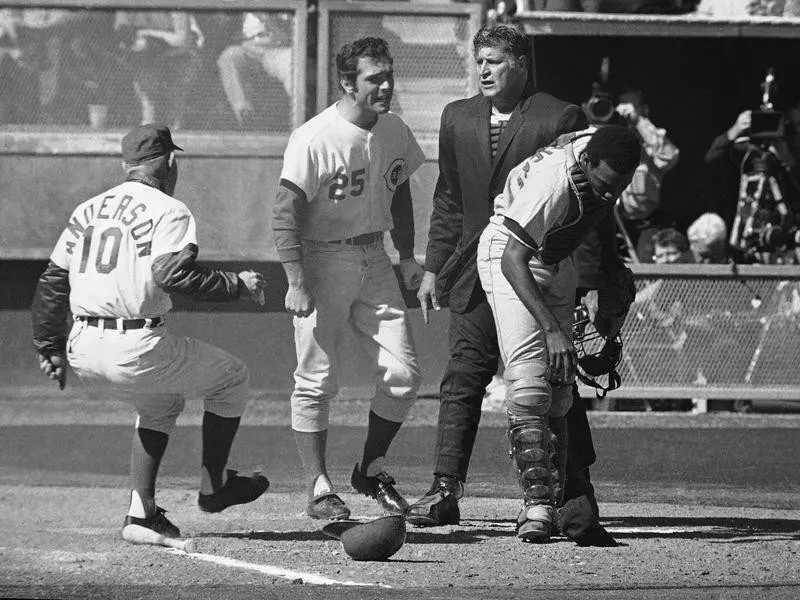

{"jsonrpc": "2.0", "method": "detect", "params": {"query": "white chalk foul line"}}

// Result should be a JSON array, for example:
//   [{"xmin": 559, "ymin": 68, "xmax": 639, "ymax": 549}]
[
  {"xmin": 481, "ymin": 522, "xmax": 760, "ymax": 536},
  {"xmin": 166, "ymin": 548, "xmax": 390, "ymax": 588},
  {"xmin": 607, "ymin": 526, "xmax": 731, "ymax": 534}
]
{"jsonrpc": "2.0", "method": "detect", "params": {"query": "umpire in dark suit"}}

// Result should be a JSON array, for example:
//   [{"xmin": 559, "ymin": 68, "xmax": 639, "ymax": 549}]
[{"xmin": 407, "ymin": 25, "xmax": 617, "ymax": 546}]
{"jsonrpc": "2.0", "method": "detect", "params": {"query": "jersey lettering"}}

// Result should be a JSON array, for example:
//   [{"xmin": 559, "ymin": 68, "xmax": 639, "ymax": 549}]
[
  {"xmin": 328, "ymin": 168, "xmax": 367, "ymax": 202},
  {"xmin": 328, "ymin": 170, "xmax": 348, "ymax": 202},
  {"xmin": 530, "ymin": 146, "xmax": 555, "ymax": 163},
  {"xmin": 78, "ymin": 225, "xmax": 123, "ymax": 274},
  {"xmin": 350, "ymin": 168, "xmax": 366, "ymax": 196}
]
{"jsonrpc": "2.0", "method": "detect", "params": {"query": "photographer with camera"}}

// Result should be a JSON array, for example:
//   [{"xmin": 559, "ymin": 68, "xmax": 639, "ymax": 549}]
[
  {"xmin": 704, "ymin": 70, "xmax": 800, "ymax": 264},
  {"xmin": 577, "ymin": 72, "xmax": 680, "ymax": 271}
]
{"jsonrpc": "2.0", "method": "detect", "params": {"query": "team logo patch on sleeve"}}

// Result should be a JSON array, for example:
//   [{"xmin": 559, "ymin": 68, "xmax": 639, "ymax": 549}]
[{"xmin": 383, "ymin": 159, "xmax": 406, "ymax": 192}]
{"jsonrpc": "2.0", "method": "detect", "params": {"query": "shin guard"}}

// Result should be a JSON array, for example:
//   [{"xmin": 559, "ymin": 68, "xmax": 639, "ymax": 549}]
[
  {"xmin": 548, "ymin": 415, "xmax": 569, "ymax": 507},
  {"xmin": 508, "ymin": 417, "xmax": 556, "ymax": 507}
]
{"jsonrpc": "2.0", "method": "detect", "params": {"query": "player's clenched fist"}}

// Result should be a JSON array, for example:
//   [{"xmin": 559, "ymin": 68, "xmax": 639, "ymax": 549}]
[
  {"xmin": 38, "ymin": 351, "xmax": 67, "ymax": 390},
  {"xmin": 285, "ymin": 283, "xmax": 315, "ymax": 318},
  {"xmin": 399, "ymin": 257, "xmax": 424, "ymax": 291},
  {"xmin": 237, "ymin": 270, "xmax": 267, "ymax": 305}
]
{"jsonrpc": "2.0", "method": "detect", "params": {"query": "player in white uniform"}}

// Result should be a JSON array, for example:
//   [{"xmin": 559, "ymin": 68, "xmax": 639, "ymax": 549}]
[
  {"xmin": 32, "ymin": 124, "xmax": 270, "ymax": 546},
  {"xmin": 476, "ymin": 125, "xmax": 640, "ymax": 542},
  {"xmin": 272, "ymin": 37, "xmax": 424, "ymax": 520}
]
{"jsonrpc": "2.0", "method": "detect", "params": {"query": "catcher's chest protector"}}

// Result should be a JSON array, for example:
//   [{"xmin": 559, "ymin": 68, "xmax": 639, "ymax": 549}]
[
  {"xmin": 540, "ymin": 159, "xmax": 611, "ymax": 265},
  {"xmin": 533, "ymin": 135, "xmax": 611, "ymax": 266}
]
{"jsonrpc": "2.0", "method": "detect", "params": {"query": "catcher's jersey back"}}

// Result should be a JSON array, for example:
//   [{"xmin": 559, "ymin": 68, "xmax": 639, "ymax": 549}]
[{"xmin": 50, "ymin": 180, "xmax": 197, "ymax": 319}]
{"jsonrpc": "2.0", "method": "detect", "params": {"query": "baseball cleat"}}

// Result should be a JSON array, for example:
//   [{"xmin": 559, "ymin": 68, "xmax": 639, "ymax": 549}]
[
  {"xmin": 406, "ymin": 474, "xmax": 463, "ymax": 527},
  {"xmin": 122, "ymin": 506, "xmax": 180, "ymax": 545},
  {"xmin": 517, "ymin": 504, "xmax": 555, "ymax": 543},
  {"xmin": 307, "ymin": 492, "xmax": 351, "ymax": 520},
  {"xmin": 350, "ymin": 464, "xmax": 409, "ymax": 515},
  {"xmin": 198, "ymin": 469, "xmax": 269, "ymax": 513}
]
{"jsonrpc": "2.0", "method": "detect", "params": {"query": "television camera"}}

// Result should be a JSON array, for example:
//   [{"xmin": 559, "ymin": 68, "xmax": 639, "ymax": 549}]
[
  {"xmin": 582, "ymin": 57, "xmax": 621, "ymax": 125},
  {"xmin": 729, "ymin": 69, "xmax": 800, "ymax": 263}
]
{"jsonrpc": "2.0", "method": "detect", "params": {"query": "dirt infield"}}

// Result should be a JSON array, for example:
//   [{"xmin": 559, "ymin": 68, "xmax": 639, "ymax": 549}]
[
  {"xmin": 2, "ymin": 393, "xmax": 800, "ymax": 599},
  {"xmin": 2, "ymin": 486, "xmax": 799, "ymax": 599}
]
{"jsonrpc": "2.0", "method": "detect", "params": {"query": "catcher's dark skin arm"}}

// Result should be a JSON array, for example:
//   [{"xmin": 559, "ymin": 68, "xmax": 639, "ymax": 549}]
[
  {"xmin": 500, "ymin": 237, "xmax": 576, "ymax": 383},
  {"xmin": 593, "ymin": 212, "xmax": 628, "ymax": 339}
]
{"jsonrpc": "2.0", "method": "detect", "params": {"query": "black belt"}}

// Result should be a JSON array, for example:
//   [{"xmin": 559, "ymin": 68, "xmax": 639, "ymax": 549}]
[
  {"xmin": 327, "ymin": 232, "xmax": 383, "ymax": 246},
  {"xmin": 76, "ymin": 316, "xmax": 163, "ymax": 330}
]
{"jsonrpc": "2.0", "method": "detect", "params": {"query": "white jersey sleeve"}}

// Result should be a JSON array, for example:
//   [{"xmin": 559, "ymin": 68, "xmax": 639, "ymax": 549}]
[
  {"xmin": 151, "ymin": 207, "xmax": 198, "ymax": 257},
  {"xmin": 279, "ymin": 127, "xmax": 321, "ymax": 200},
  {"xmin": 496, "ymin": 152, "xmax": 570, "ymax": 251},
  {"xmin": 50, "ymin": 218, "xmax": 77, "ymax": 271}
]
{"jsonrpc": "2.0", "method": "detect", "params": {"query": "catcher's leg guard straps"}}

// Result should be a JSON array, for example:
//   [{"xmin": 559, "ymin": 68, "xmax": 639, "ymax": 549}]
[
  {"xmin": 504, "ymin": 362, "xmax": 551, "ymax": 418},
  {"xmin": 548, "ymin": 415, "xmax": 569, "ymax": 506},
  {"xmin": 508, "ymin": 417, "xmax": 555, "ymax": 505}
]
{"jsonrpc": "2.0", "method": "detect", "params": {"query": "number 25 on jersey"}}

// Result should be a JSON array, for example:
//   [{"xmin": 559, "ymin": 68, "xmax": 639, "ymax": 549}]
[{"xmin": 328, "ymin": 168, "xmax": 366, "ymax": 202}]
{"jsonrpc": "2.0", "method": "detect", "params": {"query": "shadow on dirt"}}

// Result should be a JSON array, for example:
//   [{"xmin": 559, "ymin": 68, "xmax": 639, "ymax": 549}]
[
  {"xmin": 603, "ymin": 515, "xmax": 800, "ymax": 541},
  {"xmin": 190, "ymin": 528, "xmax": 507, "ymax": 545}
]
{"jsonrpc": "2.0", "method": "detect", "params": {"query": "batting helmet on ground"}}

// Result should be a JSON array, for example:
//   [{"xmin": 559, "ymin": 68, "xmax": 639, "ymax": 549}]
[{"xmin": 322, "ymin": 515, "xmax": 406, "ymax": 561}]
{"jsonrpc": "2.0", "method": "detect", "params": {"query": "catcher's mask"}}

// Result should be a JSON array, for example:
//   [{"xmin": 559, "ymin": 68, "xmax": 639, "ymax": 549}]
[{"xmin": 573, "ymin": 304, "xmax": 622, "ymax": 397}]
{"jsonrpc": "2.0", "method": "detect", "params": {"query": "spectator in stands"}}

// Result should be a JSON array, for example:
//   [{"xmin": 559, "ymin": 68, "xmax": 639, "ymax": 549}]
[
  {"xmin": 651, "ymin": 227, "xmax": 694, "ymax": 265},
  {"xmin": 217, "ymin": 12, "xmax": 294, "ymax": 129},
  {"xmin": 114, "ymin": 10, "xmax": 203, "ymax": 130},
  {"xmin": 0, "ymin": 9, "xmax": 117, "ymax": 126},
  {"xmin": 687, "ymin": 212, "xmax": 728, "ymax": 264},
  {"xmin": 634, "ymin": 227, "xmax": 695, "ymax": 410},
  {"xmin": 0, "ymin": 9, "xmax": 37, "ymax": 124}
]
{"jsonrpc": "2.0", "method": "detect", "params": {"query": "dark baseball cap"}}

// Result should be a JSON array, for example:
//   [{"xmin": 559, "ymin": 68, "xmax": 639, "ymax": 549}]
[{"xmin": 121, "ymin": 124, "xmax": 183, "ymax": 165}]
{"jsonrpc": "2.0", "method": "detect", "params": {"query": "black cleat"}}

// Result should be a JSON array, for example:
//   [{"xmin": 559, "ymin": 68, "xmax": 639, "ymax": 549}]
[
  {"xmin": 406, "ymin": 475, "xmax": 463, "ymax": 527},
  {"xmin": 122, "ymin": 506, "xmax": 180, "ymax": 545},
  {"xmin": 351, "ymin": 463, "xmax": 409, "ymax": 515},
  {"xmin": 198, "ymin": 469, "xmax": 270, "ymax": 513}
]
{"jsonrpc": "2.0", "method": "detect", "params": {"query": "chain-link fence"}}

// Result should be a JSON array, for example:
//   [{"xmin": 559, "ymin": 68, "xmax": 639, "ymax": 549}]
[
  {"xmin": 579, "ymin": 264, "xmax": 800, "ymax": 400},
  {"xmin": 0, "ymin": 0, "xmax": 307, "ymax": 134},
  {"xmin": 318, "ymin": 1, "xmax": 481, "ymax": 144}
]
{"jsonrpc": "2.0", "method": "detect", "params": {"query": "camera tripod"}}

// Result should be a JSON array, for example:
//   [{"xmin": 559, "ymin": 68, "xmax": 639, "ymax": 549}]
[{"xmin": 729, "ymin": 143, "xmax": 794, "ymax": 264}]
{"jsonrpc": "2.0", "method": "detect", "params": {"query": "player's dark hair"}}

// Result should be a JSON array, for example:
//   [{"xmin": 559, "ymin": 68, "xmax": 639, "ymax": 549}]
[
  {"xmin": 472, "ymin": 25, "xmax": 530, "ymax": 60},
  {"xmin": 584, "ymin": 125, "xmax": 641, "ymax": 174},
  {"xmin": 336, "ymin": 37, "xmax": 393, "ymax": 91},
  {"xmin": 653, "ymin": 227, "xmax": 690, "ymax": 252}
]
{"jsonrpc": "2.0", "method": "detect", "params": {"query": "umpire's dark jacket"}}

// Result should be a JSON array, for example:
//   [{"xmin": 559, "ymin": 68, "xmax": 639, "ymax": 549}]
[{"xmin": 424, "ymin": 88, "xmax": 588, "ymax": 314}]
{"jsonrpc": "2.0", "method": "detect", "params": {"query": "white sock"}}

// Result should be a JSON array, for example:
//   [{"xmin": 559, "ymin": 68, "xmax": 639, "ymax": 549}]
[
  {"xmin": 127, "ymin": 490, "xmax": 154, "ymax": 518},
  {"xmin": 312, "ymin": 474, "xmax": 333, "ymax": 498}
]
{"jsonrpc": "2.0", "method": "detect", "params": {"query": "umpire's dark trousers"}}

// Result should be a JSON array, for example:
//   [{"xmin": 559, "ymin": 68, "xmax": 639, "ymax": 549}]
[{"xmin": 433, "ymin": 286, "xmax": 598, "ymax": 504}]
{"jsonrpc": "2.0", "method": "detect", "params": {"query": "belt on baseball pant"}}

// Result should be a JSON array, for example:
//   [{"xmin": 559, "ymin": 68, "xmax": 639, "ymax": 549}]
[
  {"xmin": 75, "ymin": 316, "xmax": 163, "ymax": 330},
  {"xmin": 326, "ymin": 232, "xmax": 383, "ymax": 246}
]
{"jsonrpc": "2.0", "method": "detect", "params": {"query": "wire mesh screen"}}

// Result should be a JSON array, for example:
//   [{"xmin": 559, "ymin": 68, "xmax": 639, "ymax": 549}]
[
  {"xmin": 0, "ymin": 7, "xmax": 301, "ymax": 133},
  {"xmin": 582, "ymin": 269, "xmax": 800, "ymax": 398},
  {"xmin": 323, "ymin": 7, "xmax": 478, "ymax": 143}
]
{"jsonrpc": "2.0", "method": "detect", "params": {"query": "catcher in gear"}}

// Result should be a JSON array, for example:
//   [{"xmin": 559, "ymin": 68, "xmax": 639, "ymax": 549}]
[{"xmin": 477, "ymin": 125, "xmax": 640, "ymax": 542}]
